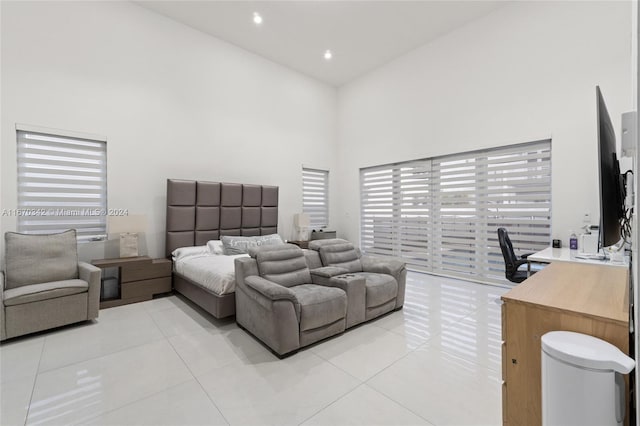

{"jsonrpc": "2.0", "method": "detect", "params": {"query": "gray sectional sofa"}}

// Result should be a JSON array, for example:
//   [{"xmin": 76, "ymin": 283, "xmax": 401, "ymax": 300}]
[{"xmin": 234, "ymin": 240, "xmax": 406, "ymax": 356}]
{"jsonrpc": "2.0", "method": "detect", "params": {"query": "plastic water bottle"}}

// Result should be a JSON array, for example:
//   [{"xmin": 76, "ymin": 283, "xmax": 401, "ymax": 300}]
[{"xmin": 569, "ymin": 231, "xmax": 578, "ymax": 250}]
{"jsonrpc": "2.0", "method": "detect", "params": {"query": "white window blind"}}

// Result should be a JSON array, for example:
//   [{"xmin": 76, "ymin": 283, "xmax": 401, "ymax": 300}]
[
  {"xmin": 303, "ymin": 168, "xmax": 329, "ymax": 229},
  {"xmin": 360, "ymin": 160, "xmax": 432, "ymax": 270},
  {"xmin": 360, "ymin": 140, "xmax": 551, "ymax": 286},
  {"xmin": 17, "ymin": 129, "xmax": 107, "ymax": 242}
]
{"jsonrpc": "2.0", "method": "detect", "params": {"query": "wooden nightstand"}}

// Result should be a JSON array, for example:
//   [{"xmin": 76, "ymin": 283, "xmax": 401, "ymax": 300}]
[{"xmin": 91, "ymin": 256, "xmax": 172, "ymax": 309}]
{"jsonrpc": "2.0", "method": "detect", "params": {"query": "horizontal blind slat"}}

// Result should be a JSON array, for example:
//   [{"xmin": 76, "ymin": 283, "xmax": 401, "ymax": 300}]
[
  {"xmin": 17, "ymin": 130, "xmax": 107, "ymax": 240},
  {"xmin": 360, "ymin": 139, "xmax": 551, "ymax": 285},
  {"xmin": 303, "ymin": 168, "xmax": 329, "ymax": 228}
]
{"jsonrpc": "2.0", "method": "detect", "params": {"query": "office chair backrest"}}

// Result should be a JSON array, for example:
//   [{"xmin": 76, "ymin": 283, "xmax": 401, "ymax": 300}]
[{"xmin": 498, "ymin": 227, "xmax": 518, "ymax": 275}]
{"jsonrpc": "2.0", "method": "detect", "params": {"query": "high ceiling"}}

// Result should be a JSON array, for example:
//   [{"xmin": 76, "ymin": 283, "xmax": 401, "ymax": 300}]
[{"xmin": 136, "ymin": 1, "xmax": 504, "ymax": 87}]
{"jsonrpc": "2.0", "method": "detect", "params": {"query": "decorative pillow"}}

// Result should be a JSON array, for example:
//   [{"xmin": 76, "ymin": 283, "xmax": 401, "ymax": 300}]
[
  {"xmin": 5, "ymin": 229, "xmax": 79, "ymax": 289},
  {"xmin": 206, "ymin": 240, "xmax": 224, "ymax": 255},
  {"xmin": 221, "ymin": 234, "xmax": 284, "ymax": 255},
  {"xmin": 172, "ymin": 245, "xmax": 209, "ymax": 261}
]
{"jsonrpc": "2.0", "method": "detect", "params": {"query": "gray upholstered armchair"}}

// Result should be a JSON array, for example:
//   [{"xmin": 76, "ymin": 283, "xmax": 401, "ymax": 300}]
[
  {"xmin": 308, "ymin": 239, "xmax": 406, "ymax": 327},
  {"xmin": 1, "ymin": 229, "xmax": 101, "ymax": 341},
  {"xmin": 235, "ymin": 244, "xmax": 347, "ymax": 356}
]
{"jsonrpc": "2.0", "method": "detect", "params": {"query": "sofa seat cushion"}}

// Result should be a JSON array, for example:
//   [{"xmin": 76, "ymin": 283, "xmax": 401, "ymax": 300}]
[
  {"xmin": 358, "ymin": 272, "xmax": 398, "ymax": 308},
  {"xmin": 290, "ymin": 284, "xmax": 347, "ymax": 332},
  {"xmin": 4, "ymin": 279, "xmax": 88, "ymax": 306}
]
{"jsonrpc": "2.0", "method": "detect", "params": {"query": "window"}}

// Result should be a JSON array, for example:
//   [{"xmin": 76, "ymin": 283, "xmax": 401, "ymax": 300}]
[
  {"xmin": 16, "ymin": 127, "xmax": 107, "ymax": 242},
  {"xmin": 360, "ymin": 140, "xmax": 551, "ymax": 285},
  {"xmin": 302, "ymin": 167, "xmax": 329, "ymax": 229}
]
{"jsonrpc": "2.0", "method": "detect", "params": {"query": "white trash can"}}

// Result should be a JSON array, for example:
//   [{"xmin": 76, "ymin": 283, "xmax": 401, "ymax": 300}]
[{"xmin": 541, "ymin": 331, "xmax": 635, "ymax": 426}]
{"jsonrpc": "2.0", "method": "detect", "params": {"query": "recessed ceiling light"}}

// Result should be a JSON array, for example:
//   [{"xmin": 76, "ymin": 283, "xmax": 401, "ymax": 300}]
[
  {"xmin": 253, "ymin": 12, "xmax": 263, "ymax": 25},
  {"xmin": 324, "ymin": 50, "xmax": 333, "ymax": 60}
]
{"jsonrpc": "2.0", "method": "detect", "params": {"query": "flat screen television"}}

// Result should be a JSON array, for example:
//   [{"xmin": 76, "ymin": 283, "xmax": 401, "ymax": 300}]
[{"xmin": 596, "ymin": 86, "xmax": 625, "ymax": 248}]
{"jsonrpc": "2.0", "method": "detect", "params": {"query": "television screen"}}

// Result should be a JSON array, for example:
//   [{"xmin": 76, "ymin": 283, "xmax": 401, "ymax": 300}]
[{"xmin": 596, "ymin": 86, "xmax": 624, "ymax": 248}]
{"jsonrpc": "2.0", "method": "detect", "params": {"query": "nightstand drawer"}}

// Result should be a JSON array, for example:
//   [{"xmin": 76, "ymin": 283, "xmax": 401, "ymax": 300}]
[
  {"xmin": 121, "ymin": 259, "xmax": 171, "ymax": 283},
  {"xmin": 121, "ymin": 277, "xmax": 171, "ymax": 299}
]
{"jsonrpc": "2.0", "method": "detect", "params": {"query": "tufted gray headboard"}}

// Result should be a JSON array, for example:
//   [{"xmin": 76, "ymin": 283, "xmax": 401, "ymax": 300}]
[{"xmin": 165, "ymin": 179, "xmax": 278, "ymax": 257}]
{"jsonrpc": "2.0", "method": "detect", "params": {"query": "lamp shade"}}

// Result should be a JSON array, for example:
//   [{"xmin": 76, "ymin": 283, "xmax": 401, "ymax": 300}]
[
  {"xmin": 294, "ymin": 213, "xmax": 310, "ymax": 228},
  {"xmin": 107, "ymin": 214, "xmax": 147, "ymax": 235}
]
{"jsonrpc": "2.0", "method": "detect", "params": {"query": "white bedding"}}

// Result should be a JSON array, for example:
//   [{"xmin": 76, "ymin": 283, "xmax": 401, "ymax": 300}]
[{"xmin": 174, "ymin": 253, "xmax": 249, "ymax": 296}]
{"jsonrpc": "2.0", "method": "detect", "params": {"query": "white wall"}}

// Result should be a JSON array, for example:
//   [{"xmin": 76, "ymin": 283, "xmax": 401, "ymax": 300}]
[
  {"xmin": 0, "ymin": 1, "xmax": 338, "ymax": 260},
  {"xmin": 633, "ymin": 0, "xmax": 639, "ymax": 415},
  {"xmin": 335, "ymin": 1, "xmax": 633, "ymax": 245}
]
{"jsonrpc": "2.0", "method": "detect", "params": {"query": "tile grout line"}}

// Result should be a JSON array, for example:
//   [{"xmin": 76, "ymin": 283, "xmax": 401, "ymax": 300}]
[
  {"xmin": 295, "ymin": 382, "xmax": 366, "ymax": 426},
  {"xmin": 308, "ymin": 325, "xmax": 432, "ymax": 425},
  {"xmin": 79, "ymin": 304, "xmax": 230, "ymax": 425},
  {"xmin": 361, "ymin": 350, "xmax": 439, "ymax": 426},
  {"xmin": 358, "ymin": 304, "xmax": 466, "ymax": 426},
  {"xmin": 153, "ymin": 306, "xmax": 232, "ymax": 426},
  {"xmin": 364, "ymin": 337, "xmax": 501, "ymax": 426},
  {"xmin": 76, "ymin": 379, "xmax": 194, "ymax": 425},
  {"xmin": 23, "ymin": 336, "xmax": 47, "ymax": 426},
  {"xmin": 36, "ymin": 309, "xmax": 166, "ymax": 375}
]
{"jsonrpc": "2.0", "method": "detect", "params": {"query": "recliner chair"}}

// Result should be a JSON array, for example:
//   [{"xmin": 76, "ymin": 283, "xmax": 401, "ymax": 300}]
[
  {"xmin": 234, "ymin": 244, "xmax": 347, "ymax": 356},
  {"xmin": 1, "ymin": 229, "xmax": 101, "ymax": 341},
  {"xmin": 498, "ymin": 227, "xmax": 538, "ymax": 283},
  {"xmin": 307, "ymin": 239, "xmax": 406, "ymax": 327}
]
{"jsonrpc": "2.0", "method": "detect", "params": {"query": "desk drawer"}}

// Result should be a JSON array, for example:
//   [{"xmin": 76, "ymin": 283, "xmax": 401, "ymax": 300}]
[
  {"xmin": 121, "ymin": 259, "xmax": 171, "ymax": 283},
  {"xmin": 121, "ymin": 277, "xmax": 171, "ymax": 299}
]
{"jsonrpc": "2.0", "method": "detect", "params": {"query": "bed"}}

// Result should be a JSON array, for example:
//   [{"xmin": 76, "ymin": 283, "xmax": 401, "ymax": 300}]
[{"xmin": 165, "ymin": 179, "xmax": 279, "ymax": 318}]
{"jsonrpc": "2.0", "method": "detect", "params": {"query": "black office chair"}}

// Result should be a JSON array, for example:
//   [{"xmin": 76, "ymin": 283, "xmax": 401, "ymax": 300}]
[{"xmin": 498, "ymin": 227, "xmax": 537, "ymax": 283}]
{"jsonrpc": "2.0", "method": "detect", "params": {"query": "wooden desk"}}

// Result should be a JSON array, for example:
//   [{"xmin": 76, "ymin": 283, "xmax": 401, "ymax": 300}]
[
  {"xmin": 528, "ymin": 247, "xmax": 629, "ymax": 269},
  {"xmin": 501, "ymin": 262, "xmax": 630, "ymax": 425}
]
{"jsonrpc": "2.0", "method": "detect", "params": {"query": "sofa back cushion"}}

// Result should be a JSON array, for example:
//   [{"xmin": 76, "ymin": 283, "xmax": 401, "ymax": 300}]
[
  {"xmin": 250, "ymin": 244, "xmax": 311, "ymax": 288},
  {"xmin": 318, "ymin": 242, "xmax": 362, "ymax": 273},
  {"xmin": 5, "ymin": 230, "xmax": 79, "ymax": 289}
]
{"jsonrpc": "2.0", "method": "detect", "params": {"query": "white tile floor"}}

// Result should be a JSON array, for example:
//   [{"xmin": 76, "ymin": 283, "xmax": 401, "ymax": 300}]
[{"xmin": 0, "ymin": 272, "xmax": 509, "ymax": 426}]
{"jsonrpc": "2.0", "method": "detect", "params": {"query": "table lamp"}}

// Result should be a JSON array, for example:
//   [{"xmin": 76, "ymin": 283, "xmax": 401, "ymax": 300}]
[
  {"xmin": 293, "ymin": 213, "xmax": 310, "ymax": 241},
  {"xmin": 107, "ymin": 214, "xmax": 147, "ymax": 257}
]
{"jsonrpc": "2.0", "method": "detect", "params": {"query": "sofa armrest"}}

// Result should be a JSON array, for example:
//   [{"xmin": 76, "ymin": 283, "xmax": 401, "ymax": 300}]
[
  {"xmin": 0, "ymin": 271, "xmax": 5, "ymax": 340},
  {"xmin": 325, "ymin": 274, "xmax": 366, "ymax": 328},
  {"xmin": 361, "ymin": 255, "xmax": 405, "ymax": 276},
  {"xmin": 328, "ymin": 274, "xmax": 365, "ymax": 292},
  {"xmin": 245, "ymin": 276, "xmax": 298, "ymax": 303},
  {"xmin": 361, "ymin": 255, "xmax": 407, "ymax": 310},
  {"xmin": 310, "ymin": 266, "xmax": 349, "ymax": 279},
  {"xmin": 79, "ymin": 262, "xmax": 101, "ymax": 320}
]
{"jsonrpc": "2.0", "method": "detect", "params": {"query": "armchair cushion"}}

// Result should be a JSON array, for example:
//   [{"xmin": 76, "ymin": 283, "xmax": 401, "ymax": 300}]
[
  {"xmin": 5, "ymin": 230, "xmax": 78, "ymax": 289},
  {"xmin": 4, "ymin": 279, "xmax": 88, "ymax": 306},
  {"xmin": 289, "ymin": 284, "xmax": 347, "ymax": 332}
]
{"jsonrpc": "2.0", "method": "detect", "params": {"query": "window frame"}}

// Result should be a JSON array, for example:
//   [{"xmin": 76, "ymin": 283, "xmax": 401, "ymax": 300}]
[
  {"xmin": 16, "ymin": 124, "xmax": 108, "ymax": 242},
  {"xmin": 302, "ymin": 167, "xmax": 329, "ymax": 230}
]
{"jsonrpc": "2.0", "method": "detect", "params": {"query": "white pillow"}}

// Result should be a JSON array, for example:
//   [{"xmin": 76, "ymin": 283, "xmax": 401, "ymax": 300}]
[
  {"xmin": 171, "ymin": 245, "xmax": 210, "ymax": 261},
  {"xmin": 206, "ymin": 240, "xmax": 224, "ymax": 255},
  {"xmin": 221, "ymin": 234, "xmax": 284, "ymax": 255}
]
